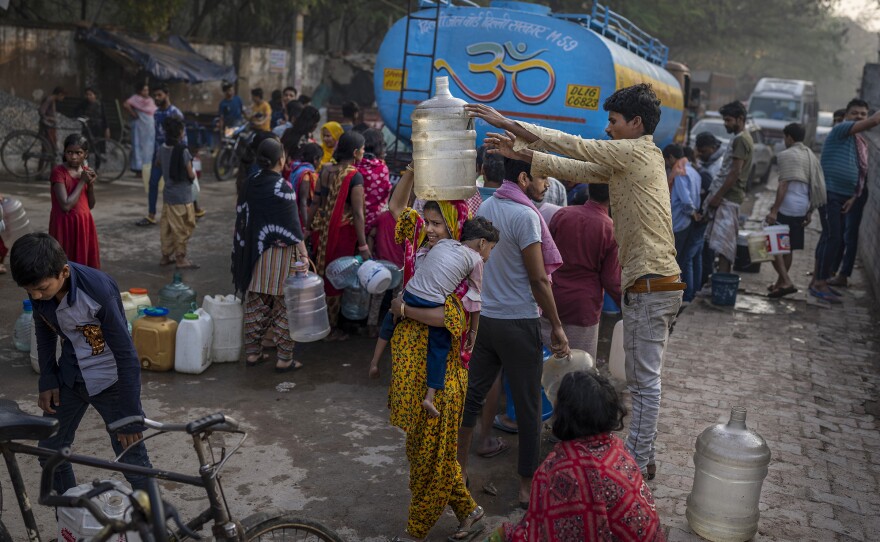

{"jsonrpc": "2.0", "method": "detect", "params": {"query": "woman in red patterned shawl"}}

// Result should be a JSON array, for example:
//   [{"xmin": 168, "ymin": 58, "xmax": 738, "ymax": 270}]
[
  {"xmin": 309, "ymin": 131, "xmax": 369, "ymax": 340},
  {"xmin": 484, "ymin": 371, "xmax": 665, "ymax": 542}
]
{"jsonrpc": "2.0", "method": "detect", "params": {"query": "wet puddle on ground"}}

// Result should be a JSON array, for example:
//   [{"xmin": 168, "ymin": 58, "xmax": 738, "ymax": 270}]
[{"xmin": 732, "ymin": 293, "xmax": 798, "ymax": 315}]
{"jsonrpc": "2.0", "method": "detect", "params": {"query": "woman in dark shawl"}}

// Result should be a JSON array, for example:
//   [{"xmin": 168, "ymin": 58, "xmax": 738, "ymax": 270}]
[{"xmin": 232, "ymin": 138, "xmax": 309, "ymax": 372}]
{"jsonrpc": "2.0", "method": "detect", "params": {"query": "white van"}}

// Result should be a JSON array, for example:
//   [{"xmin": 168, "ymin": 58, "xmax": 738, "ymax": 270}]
[{"xmin": 747, "ymin": 78, "xmax": 819, "ymax": 153}]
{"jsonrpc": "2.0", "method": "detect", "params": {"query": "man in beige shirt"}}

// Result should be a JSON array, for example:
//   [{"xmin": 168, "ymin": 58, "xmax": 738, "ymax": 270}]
[{"xmin": 466, "ymin": 83, "xmax": 683, "ymax": 479}]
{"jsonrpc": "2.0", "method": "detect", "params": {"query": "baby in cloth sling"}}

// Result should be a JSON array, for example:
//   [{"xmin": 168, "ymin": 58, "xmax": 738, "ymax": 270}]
[{"xmin": 400, "ymin": 217, "xmax": 498, "ymax": 417}]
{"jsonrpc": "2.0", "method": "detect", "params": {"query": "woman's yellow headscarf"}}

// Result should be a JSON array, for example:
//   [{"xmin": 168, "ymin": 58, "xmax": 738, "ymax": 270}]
[{"xmin": 320, "ymin": 121, "xmax": 344, "ymax": 165}]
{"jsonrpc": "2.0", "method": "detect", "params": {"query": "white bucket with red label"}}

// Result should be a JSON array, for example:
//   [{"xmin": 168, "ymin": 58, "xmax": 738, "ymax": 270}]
[{"xmin": 764, "ymin": 225, "xmax": 791, "ymax": 255}]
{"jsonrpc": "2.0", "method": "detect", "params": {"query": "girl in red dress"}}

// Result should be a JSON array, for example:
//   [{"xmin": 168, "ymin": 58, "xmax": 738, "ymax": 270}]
[{"xmin": 49, "ymin": 134, "xmax": 100, "ymax": 268}]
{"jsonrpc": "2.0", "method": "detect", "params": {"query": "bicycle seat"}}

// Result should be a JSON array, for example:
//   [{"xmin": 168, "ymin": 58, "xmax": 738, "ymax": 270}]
[{"xmin": 0, "ymin": 399, "xmax": 58, "ymax": 442}]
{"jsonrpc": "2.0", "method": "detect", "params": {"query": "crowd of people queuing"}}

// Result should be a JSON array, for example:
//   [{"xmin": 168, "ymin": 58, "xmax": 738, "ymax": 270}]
[{"xmin": 7, "ymin": 76, "xmax": 878, "ymax": 541}]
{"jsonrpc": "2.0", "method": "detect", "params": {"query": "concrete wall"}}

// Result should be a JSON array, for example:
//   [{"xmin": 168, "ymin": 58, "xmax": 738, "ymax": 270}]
[
  {"xmin": 860, "ymin": 131, "xmax": 880, "ymax": 299},
  {"xmin": 0, "ymin": 23, "xmax": 325, "ymax": 124}
]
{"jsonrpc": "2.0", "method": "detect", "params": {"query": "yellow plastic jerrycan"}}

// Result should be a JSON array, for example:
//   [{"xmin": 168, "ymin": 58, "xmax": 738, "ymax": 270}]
[{"xmin": 132, "ymin": 307, "xmax": 177, "ymax": 372}]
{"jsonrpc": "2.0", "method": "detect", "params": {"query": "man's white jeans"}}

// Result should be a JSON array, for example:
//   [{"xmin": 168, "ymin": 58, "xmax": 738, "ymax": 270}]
[{"xmin": 622, "ymin": 289, "xmax": 682, "ymax": 472}]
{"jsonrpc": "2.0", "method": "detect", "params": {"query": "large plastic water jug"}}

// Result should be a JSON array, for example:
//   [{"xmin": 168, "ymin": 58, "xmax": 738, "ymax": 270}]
[
  {"xmin": 158, "ymin": 272, "xmax": 197, "ymax": 322},
  {"xmin": 0, "ymin": 197, "xmax": 32, "ymax": 247},
  {"xmin": 201, "ymin": 295, "xmax": 243, "ymax": 362},
  {"xmin": 341, "ymin": 284, "xmax": 370, "ymax": 321},
  {"xmin": 132, "ymin": 307, "xmax": 177, "ymax": 372},
  {"xmin": 357, "ymin": 259, "xmax": 393, "ymax": 294},
  {"xmin": 541, "ymin": 349, "xmax": 595, "ymax": 405},
  {"xmin": 29, "ymin": 318, "xmax": 62, "ymax": 374},
  {"xmin": 13, "ymin": 300, "xmax": 32, "ymax": 352},
  {"xmin": 376, "ymin": 259, "xmax": 403, "ymax": 290},
  {"xmin": 325, "ymin": 255, "xmax": 363, "ymax": 290},
  {"xmin": 284, "ymin": 262, "xmax": 331, "ymax": 342},
  {"xmin": 120, "ymin": 288, "xmax": 152, "ymax": 323},
  {"xmin": 687, "ymin": 407, "xmax": 771, "ymax": 542},
  {"xmin": 57, "ymin": 480, "xmax": 141, "ymax": 542},
  {"xmin": 411, "ymin": 76, "xmax": 477, "ymax": 201},
  {"xmin": 175, "ymin": 309, "xmax": 213, "ymax": 374}
]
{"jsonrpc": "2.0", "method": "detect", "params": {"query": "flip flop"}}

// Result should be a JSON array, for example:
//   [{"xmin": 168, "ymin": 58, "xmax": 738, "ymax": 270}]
[
  {"xmin": 492, "ymin": 414, "xmax": 518, "ymax": 434},
  {"xmin": 246, "ymin": 352, "xmax": 270, "ymax": 367},
  {"xmin": 768, "ymin": 286, "xmax": 798, "ymax": 298},
  {"xmin": 809, "ymin": 287, "xmax": 841, "ymax": 304},
  {"xmin": 477, "ymin": 436, "xmax": 509, "ymax": 458}
]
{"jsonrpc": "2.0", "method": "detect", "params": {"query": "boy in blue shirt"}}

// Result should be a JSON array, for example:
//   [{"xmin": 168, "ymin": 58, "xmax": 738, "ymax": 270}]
[
  {"xmin": 218, "ymin": 82, "xmax": 244, "ymax": 132},
  {"xmin": 10, "ymin": 233, "xmax": 152, "ymax": 493}
]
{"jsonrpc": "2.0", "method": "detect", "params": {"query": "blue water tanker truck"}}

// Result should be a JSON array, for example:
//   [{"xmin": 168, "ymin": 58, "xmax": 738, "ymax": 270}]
[{"xmin": 375, "ymin": 0, "xmax": 688, "ymax": 151}]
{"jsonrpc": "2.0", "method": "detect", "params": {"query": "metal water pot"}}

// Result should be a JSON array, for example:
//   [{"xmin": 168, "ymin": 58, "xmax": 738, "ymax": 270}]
[
  {"xmin": 686, "ymin": 407, "xmax": 771, "ymax": 542},
  {"xmin": 411, "ymin": 76, "xmax": 477, "ymax": 201}
]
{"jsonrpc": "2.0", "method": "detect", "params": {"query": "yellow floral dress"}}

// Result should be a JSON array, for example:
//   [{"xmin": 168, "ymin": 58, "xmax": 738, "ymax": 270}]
[{"xmin": 388, "ymin": 207, "xmax": 476, "ymax": 538}]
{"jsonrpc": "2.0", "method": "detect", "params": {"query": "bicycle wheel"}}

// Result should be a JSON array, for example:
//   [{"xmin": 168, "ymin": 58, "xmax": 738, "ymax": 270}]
[
  {"xmin": 91, "ymin": 138, "xmax": 128, "ymax": 182},
  {"xmin": 0, "ymin": 130, "xmax": 55, "ymax": 179},
  {"xmin": 241, "ymin": 510, "xmax": 344, "ymax": 542},
  {"xmin": 214, "ymin": 147, "xmax": 238, "ymax": 181}
]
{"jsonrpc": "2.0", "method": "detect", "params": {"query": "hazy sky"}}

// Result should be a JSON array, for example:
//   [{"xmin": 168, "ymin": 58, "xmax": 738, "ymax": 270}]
[{"xmin": 835, "ymin": 0, "xmax": 880, "ymax": 30}]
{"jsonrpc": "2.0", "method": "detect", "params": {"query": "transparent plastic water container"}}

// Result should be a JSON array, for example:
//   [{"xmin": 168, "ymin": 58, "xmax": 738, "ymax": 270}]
[
  {"xmin": 13, "ymin": 299, "xmax": 32, "ymax": 352},
  {"xmin": 158, "ymin": 272, "xmax": 197, "ymax": 322},
  {"xmin": 325, "ymin": 255, "xmax": 363, "ymax": 290},
  {"xmin": 376, "ymin": 260, "xmax": 403, "ymax": 290},
  {"xmin": 341, "ymin": 284, "xmax": 370, "ymax": 321},
  {"xmin": 284, "ymin": 262, "xmax": 331, "ymax": 342}
]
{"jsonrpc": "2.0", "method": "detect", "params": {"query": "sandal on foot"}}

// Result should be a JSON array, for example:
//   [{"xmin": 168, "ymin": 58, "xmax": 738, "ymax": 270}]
[
  {"xmin": 449, "ymin": 506, "xmax": 484, "ymax": 541},
  {"xmin": 477, "ymin": 436, "xmax": 509, "ymax": 458},
  {"xmin": 175, "ymin": 259, "xmax": 200, "ymax": 270},
  {"xmin": 768, "ymin": 286, "xmax": 798, "ymax": 298},
  {"xmin": 135, "ymin": 216, "xmax": 156, "ymax": 227},
  {"xmin": 159, "ymin": 256, "xmax": 174, "ymax": 266},
  {"xmin": 275, "ymin": 360, "xmax": 303, "ymax": 373},
  {"xmin": 492, "ymin": 414, "xmax": 518, "ymax": 434},
  {"xmin": 646, "ymin": 463, "xmax": 657, "ymax": 480},
  {"xmin": 246, "ymin": 352, "xmax": 270, "ymax": 367},
  {"xmin": 809, "ymin": 287, "xmax": 841, "ymax": 304}
]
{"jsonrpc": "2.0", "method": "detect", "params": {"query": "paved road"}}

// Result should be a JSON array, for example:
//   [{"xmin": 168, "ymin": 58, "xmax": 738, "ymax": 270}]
[{"xmin": 0, "ymin": 169, "xmax": 877, "ymax": 540}]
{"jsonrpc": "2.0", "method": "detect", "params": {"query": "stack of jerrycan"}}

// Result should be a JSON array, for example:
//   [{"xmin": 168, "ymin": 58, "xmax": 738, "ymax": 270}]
[
  {"xmin": 132, "ymin": 307, "xmax": 177, "ymax": 371},
  {"xmin": 175, "ymin": 308, "xmax": 213, "ymax": 374},
  {"xmin": 202, "ymin": 295, "xmax": 243, "ymax": 362}
]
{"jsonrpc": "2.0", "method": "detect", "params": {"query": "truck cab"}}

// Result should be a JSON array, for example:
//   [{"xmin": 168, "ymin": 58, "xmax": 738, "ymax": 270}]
[{"xmin": 747, "ymin": 77, "xmax": 819, "ymax": 154}]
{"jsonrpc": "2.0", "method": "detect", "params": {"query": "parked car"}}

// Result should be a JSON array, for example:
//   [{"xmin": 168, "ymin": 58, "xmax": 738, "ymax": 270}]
[
  {"xmin": 688, "ymin": 116, "xmax": 774, "ymax": 186},
  {"xmin": 813, "ymin": 111, "xmax": 834, "ymax": 154}
]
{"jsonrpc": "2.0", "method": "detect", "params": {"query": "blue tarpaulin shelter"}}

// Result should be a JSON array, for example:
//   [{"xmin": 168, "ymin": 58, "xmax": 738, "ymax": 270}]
[{"xmin": 77, "ymin": 27, "xmax": 236, "ymax": 83}]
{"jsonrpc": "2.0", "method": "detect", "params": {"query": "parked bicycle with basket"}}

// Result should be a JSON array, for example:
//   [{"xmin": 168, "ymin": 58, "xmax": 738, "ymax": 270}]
[{"xmin": 0, "ymin": 399, "xmax": 343, "ymax": 541}]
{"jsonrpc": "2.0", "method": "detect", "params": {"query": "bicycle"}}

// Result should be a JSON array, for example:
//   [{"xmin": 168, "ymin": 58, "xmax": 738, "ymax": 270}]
[
  {"xmin": 0, "ymin": 120, "xmax": 127, "ymax": 182},
  {"xmin": 0, "ymin": 399, "xmax": 343, "ymax": 542}
]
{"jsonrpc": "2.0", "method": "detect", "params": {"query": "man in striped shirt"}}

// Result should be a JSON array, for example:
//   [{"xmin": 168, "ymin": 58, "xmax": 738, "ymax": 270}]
[{"xmin": 811, "ymin": 99, "xmax": 880, "ymax": 303}]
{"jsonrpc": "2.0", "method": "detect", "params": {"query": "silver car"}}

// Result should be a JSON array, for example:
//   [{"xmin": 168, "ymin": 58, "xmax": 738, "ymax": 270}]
[{"xmin": 687, "ymin": 116, "xmax": 775, "ymax": 186}]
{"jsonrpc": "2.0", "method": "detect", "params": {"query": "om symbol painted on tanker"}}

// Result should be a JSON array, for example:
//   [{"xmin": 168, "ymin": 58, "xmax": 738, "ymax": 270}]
[{"xmin": 434, "ymin": 41, "xmax": 556, "ymax": 105}]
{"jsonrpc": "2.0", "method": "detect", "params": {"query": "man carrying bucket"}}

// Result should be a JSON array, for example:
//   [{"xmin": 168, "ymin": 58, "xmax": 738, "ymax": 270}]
[
  {"xmin": 467, "ymin": 83, "xmax": 683, "ymax": 481},
  {"xmin": 765, "ymin": 123, "xmax": 825, "ymax": 298}
]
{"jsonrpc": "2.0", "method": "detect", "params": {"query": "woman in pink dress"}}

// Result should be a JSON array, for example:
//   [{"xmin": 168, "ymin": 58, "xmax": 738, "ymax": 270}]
[
  {"xmin": 356, "ymin": 129, "xmax": 392, "ymax": 234},
  {"xmin": 49, "ymin": 134, "xmax": 100, "ymax": 268}
]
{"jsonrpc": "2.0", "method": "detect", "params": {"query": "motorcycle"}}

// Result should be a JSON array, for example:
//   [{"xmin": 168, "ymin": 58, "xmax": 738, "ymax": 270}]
[{"xmin": 213, "ymin": 123, "xmax": 251, "ymax": 181}]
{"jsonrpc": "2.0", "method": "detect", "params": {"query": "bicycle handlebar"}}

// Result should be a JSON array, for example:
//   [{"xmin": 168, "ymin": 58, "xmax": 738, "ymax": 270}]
[{"xmin": 107, "ymin": 413, "xmax": 240, "ymax": 435}]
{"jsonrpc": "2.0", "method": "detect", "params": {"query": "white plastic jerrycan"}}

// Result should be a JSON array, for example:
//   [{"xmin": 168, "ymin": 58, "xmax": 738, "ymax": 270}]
[
  {"xmin": 57, "ymin": 480, "xmax": 141, "ymax": 542},
  {"xmin": 202, "ymin": 295, "xmax": 243, "ymax": 362},
  {"xmin": 175, "ymin": 308, "xmax": 213, "ymax": 374}
]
